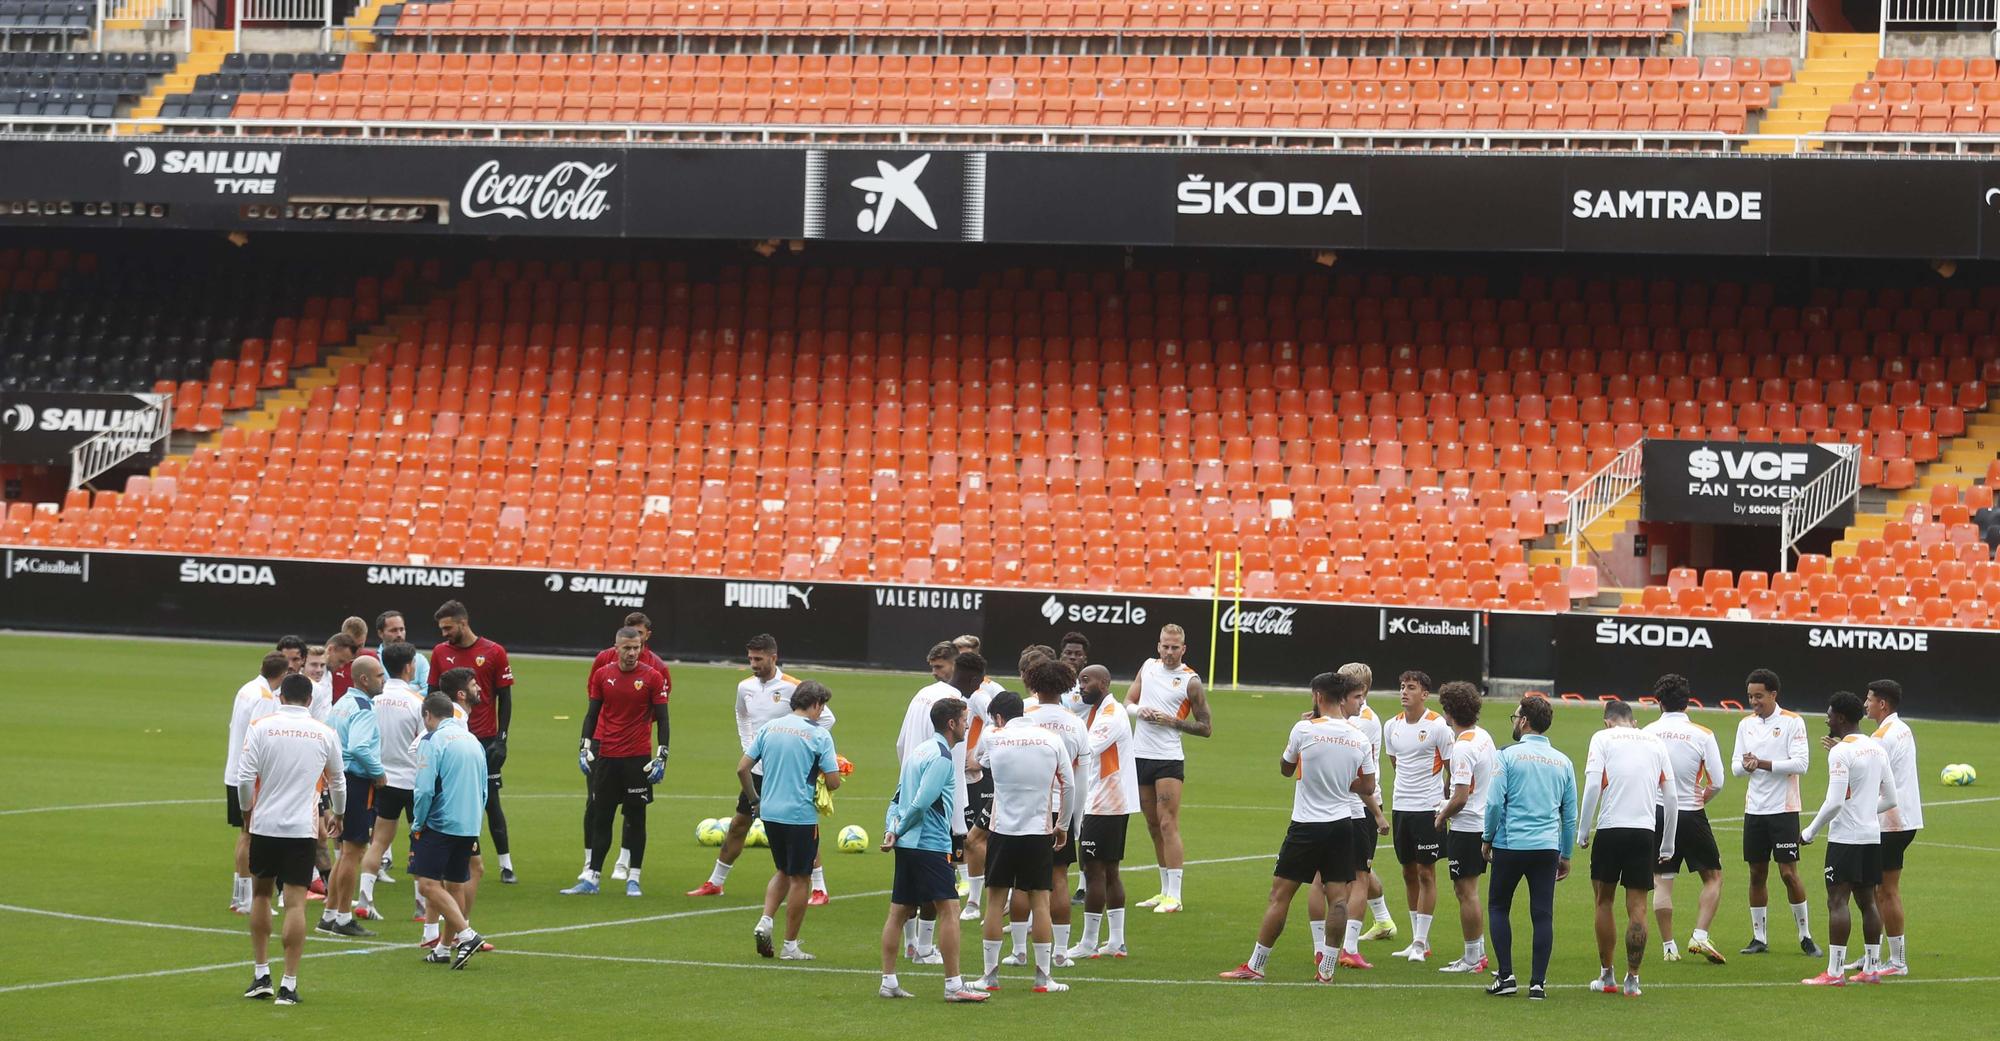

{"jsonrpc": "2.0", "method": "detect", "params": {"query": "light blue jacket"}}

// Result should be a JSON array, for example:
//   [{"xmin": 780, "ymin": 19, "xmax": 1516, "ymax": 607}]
[
  {"xmin": 1483, "ymin": 734, "xmax": 1579, "ymax": 855},
  {"xmin": 329, "ymin": 691, "xmax": 383, "ymax": 780},
  {"xmin": 412, "ymin": 718, "xmax": 487, "ymax": 838},
  {"xmin": 383, "ymin": 644, "xmax": 430, "ymax": 689},
  {"xmin": 885, "ymin": 735, "xmax": 956, "ymax": 854}
]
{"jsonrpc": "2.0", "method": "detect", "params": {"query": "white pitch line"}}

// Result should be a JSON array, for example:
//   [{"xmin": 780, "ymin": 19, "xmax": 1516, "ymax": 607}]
[
  {"xmin": 1707, "ymin": 793, "xmax": 2000, "ymax": 825},
  {"xmin": 488, "ymin": 853, "xmax": 1276, "ymax": 940},
  {"xmin": 0, "ymin": 798, "xmax": 211, "ymax": 817},
  {"xmin": 489, "ymin": 948, "xmax": 2000, "ymax": 992},
  {"xmin": 0, "ymin": 903, "xmax": 401, "ymax": 947},
  {"xmin": 0, "ymin": 947, "xmax": 384, "ymax": 995}
]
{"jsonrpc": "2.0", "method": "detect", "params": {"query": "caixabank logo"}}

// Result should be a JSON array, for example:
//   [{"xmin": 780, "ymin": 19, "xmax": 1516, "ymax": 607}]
[{"xmin": 4, "ymin": 549, "xmax": 87, "ymax": 581}]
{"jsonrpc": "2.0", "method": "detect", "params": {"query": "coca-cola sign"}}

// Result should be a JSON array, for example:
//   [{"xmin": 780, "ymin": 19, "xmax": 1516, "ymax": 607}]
[
  {"xmin": 1219, "ymin": 604, "xmax": 1297, "ymax": 637},
  {"xmin": 458, "ymin": 159, "xmax": 616, "ymax": 222}
]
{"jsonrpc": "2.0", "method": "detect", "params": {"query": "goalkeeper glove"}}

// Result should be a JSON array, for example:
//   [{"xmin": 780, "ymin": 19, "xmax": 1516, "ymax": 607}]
[
  {"xmin": 835, "ymin": 754, "xmax": 854, "ymax": 777},
  {"xmin": 644, "ymin": 748, "xmax": 666, "ymax": 785},
  {"xmin": 578, "ymin": 738, "xmax": 597, "ymax": 776}
]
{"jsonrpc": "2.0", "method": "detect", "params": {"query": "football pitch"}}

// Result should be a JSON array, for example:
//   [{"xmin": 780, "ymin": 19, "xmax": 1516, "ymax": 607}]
[{"xmin": 1, "ymin": 631, "xmax": 1994, "ymax": 1039}]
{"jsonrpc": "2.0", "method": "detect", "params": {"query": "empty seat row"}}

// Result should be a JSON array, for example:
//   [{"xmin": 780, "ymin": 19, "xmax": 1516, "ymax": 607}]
[{"xmin": 0, "ymin": 49, "xmax": 173, "ymax": 70}]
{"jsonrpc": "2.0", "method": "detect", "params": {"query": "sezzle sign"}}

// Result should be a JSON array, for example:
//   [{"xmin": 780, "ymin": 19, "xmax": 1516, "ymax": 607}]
[
  {"xmin": 366, "ymin": 565, "xmax": 466, "ymax": 588},
  {"xmin": 1594, "ymin": 619, "xmax": 1713, "ymax": 648},
  {"xmin": 460, "ymin": 160, "xmax": 616, "ymax": 222},
  {"xmin": 1218, "ymin": 604, "xmax": 1297, "ymax": 636},
  {"xmin": 1039, "ymin": 595, "xmax": 1149, "ymax": 626},
  {"xmin": 180, "ymin": 559, "xmax": 276, "ymax": 586},
  {"xmin": 546, "ymin": 572, "xmax": 648, "ymax": 607}
]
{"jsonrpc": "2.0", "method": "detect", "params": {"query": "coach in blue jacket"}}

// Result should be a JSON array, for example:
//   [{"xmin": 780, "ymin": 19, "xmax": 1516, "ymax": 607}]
[
  {"xmin": 412, "ymin": 692, "xmax": 489, "ymax": 968},
  {"xmin": 1481, "ymin": 694, "xmax": 1578, "ymax": 1000},
  {"xmin": 877, "ymin": 695, "xmax": 984, "ymax": 1003}
]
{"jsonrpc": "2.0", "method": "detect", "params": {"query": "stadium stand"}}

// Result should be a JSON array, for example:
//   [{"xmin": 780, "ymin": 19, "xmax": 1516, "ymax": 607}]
[
  {"xmin": 5, "ymin": 249, "xmax": 1999, "ymax": 623},
  {"xmin": 1828, "ymin": 58, "xmax": 2000, "ymax": 138},
  {"xmin": 0, "ymin": 50, "xmax": 174, "ymax": 120}
]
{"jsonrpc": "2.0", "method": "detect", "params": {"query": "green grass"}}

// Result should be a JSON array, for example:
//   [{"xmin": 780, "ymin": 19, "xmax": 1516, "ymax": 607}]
[{"xmin": 0, "ymin": 632, "xmax": 1994, "ymax": 1038}]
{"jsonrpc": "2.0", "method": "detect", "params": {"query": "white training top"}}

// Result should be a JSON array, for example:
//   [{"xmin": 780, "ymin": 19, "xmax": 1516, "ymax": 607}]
[
  {"xmin": 224, "ymin": 675, "xmax": 280, "ymax": 786},
  {"xmin": 308, "ymin": 672, "xmax": 332, "ymax": 722},
  {"xmin": 1581, "ymin": 726, "xmax": 1679, "ymax": 847},
  {"xmin": 1382, "ymin": 708, "xmax": 1454, "ymax": 812},
  {"xmin": 1129, "ymin": 657, "xmax": 1200, "ymax": 761},
  {"xmin": 1082, "ymin": 697, "xmax": 1139, "ymax": 817},
  {"xmin": 895, "ymin": 680, "xmax": 959, "ymax": 766},
  {"xmin": 974, "ymin": 721, "xmax": 1075, "ymax": 837},
  {"xmin": 1872, "ymin": 713, "xmax": 1923, "ymax": 832},
  {"xmin": 373, "ymin": 678, "xmax": 428, "ymax": 789},
  {"xmin": 238, "ymin": 705, "xmax": 345, "ymax": 840},
  {"xmin": 1808, "ymin": 734, "xmax": 1898, "ymax": 845},
  {"xmin": 1732, "ymin": 708, "xmax": 1811, "ymax": 815},
  {"xmin": 1644, "ymin": 712, "xmax": 1726, "ymax": 812},
  {"xmin": 739, "ymin": 671, "xmax": 829, "ymax": 776},
  {"xmin": 1445, "ymin": 725, "xmax": 1500, "ymax": 835},
  {"xmin": 1023, "ymin": 700, "xmax": 1089, "ymax": 826},
  {"xmin": 1282, "ymin": 715, "xmax": 1376, "ymax": 824},
  {"xmin": 1350, "ymin": 702, "xmax": 1383, "ymax": 768}
]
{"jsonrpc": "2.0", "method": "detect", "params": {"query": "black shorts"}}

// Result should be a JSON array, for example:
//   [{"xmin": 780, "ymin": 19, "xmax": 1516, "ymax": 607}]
[
  {"xmin": 1275, "ymin": 819, "xmax": 1357, "ymax": 885},
  {"xmin": 226, "ymin": 785, "xmax": 246, "ymax": 828},
  {"xmin": 374, "ymin": 785, "xmax": 415, "ymax": 824},
  {"xmin": 248, "ymin": 833, "xmax": 317, "ymax": 888},
  {"xmin": 1392, "ymin": 809, "xmax": 1444, "ymax": 865},
  {"xmin": 1660, "ymin": 809, "xmax": 1722, "ymax": 873},
  {"xmin": 1882, "ymin": 830, "xmax": 1918, "ymax": 871},
  {"xmin": 1825, "ymin": 841, "xmax": 1883, "ymax": 887},
  {"xmin": 410, "ymin": 829, "xmax": 476, "ymax": 884},
  {"xmin": 985, "ymin": 832, "xmax": 1056, "ymax": 891},
  {"xmin": 765, "ymin": 821, "xmax": 819, "ymax": 877},
  {"xmin": 1589, "ymin": 827, "xmax": 1659, "ymax": 890},
  {"xmin": 735, "ymin": 772, "xmax": 765, "ymax": 818},
  {"xmin": 590, "ymin": 755, "xmax": 655, "ymax": 807},
  {"xmin": 1743, "ymin": 812, "xmax": 1802, "ymax": 865},
  {"xmin": 1080, "ymin": 814, "xmax": 1129, "ymax": 864},
  {"xmin": 1356, "ymin": 815, "xmax": 1381, "ymax": 869},
  {"xmin": 340, "ymin": 773, "xmax": 376, "ymax": 845},
  {"xmin": 892, "ymin": 847, "xmax": 958, "ymax": 907},
  {"xmin": 965, "ymin": 774, "xmax": 995, "ymax": 833},
  {"xmin": 1135, "ymin": 758, "xmax": 1185, "ymax": 788},
  {"xmin": 1446, "ymin": 831, "xmax": 1487, "ymax": 880}
]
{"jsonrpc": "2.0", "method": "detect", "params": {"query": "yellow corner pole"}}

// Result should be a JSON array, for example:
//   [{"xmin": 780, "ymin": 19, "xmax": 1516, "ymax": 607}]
[
  {"xmin": 1231, "ymin": 550, "xmax": 1243, "ymax": 691},
  {"xmin": 1207, "ymin": 549, "xmax": 1222, "ymax": 684}
]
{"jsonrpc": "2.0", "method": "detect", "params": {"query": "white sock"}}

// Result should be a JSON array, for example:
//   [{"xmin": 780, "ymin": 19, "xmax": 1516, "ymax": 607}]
[
  {"xmin": 1750, "ymin": 905, "xmax": 1769, "ymax": 942},
  {"xmin": 1827, "ymin": 944, "xmax": 1846, "ymax": 977},
  {"xmin": 498, "ymin": 853, "xmax": 514, "ymax": 871},
  {"xmin": 916, "ymin": 918, "xmax": 936, "ymax": 955},
  {"xmin": 1465, "ymin": 939, "xmax": 1482, "ymax": 962},
  {"xmin": 626, "ymin": 868, "xmax": 641, "ymax": 884},
  {"xmin": 944, "ymin": 974, "xmax": 963, "ymax": 993},
  {"xmin": 955, "ymin": 863, "xmax": 969, "ymax": 886},
  {"xmin": 1032, "ymin": 941, "xmax": 1053, "ymax": 979},
  {"xmin": 757, "ymin": 914, "xmax": 775, "ymax": 934},
  {"xmin": 1310, "ymin": 919, "xmax": 1326, "ymax": 954},
  {"xmin": 1790, "ymin": 901, "xmax": 1812, "ymax": 939},
  {"xmin": 902, "ymin": 919, "xmax": 917, "ymax": 950},
  {"xmin": 1888, "ymin": 934, "xmax": 1906, "ymax": 966},
  {"xmin": 1413, "ymin": 912, "xmax": 1433, "ymax": 945},
  {"xmin": 422, "ymin": 921, "xmax": 439, "ymax": 942},
  {"xmin": 253, "ymin": 961, "xmax": 269, "ymax": 978},
  {"xmin": 983, "ymin": 939, "xmax": 1001, "ymax": 977},
  {"xmin": 1108, "ymin": 907, "xmax": 1126, "ymax": 946},
  {"xmin": 811, "ymin": 866, "xmax": 826, "ymax": 891},
  {"xmin": 457, "ymin": 926, "xmax": 477, "ymax": 944},
  {"xmin": 233, "ymin": 875, "xmax": 250, "ymax": 905},
  {"xmin": 581, "ymin": 869, "xmax": 600, "ymax": 884},
  {"xmin": 882, "ymin": 972, "xmax": 899, "ymax": 991},
  {"xmin": 358, "ymin": 873, "xmax": 376, "ymax": 903},
  {"xmin": 709, "ymin": 860, "xmax": 732, "ymax": 886},
  {"xmin": 1864, "ymin": 943, "xmax": 1881, "ymax": 971},
  {"xmin": 781, "ymin": 939, "xmax": 802, "ymax": 954},
  {"xmin": 966, "ymin": 876, "xmax": 985, "ymax": 906},
  {"xmin": 1165, "ymin": 868, "xmax": 1183, "ymax": 900},
  {"xmin": 280, "ymin": 974, "xmax": 296, "ymax": 991},
  {"xmin": 614, "ymin": 849, "xmax": 629, "ymax": 869},
  {"xmin": 1343, "ymin": 918, "xmax": 1363, "ymax": 954},
  {"xmin": 1054, "ymin": 924, "xmax": 1071, "ymax": 954},
  {"xmin": 582, "ymin": 847, "xmax": 593, "ymax": 871},
  {"xmin": 1080, "ymin": 912, "xmax": 1103, "ymax": 949},
  {"xmin": 1009, "ymin": 921, "xmax": 1029, "ymax": 954},
  {"xmin": 1369, "ymin": 896, "xmax": 1391, "ymax": 923},
  {"xmin": 335, "ymin": 910, "xmax": 353, "ymax": 926},
  {"xmin": 1663, "ymin": 938, "xmax": 1679, "ymax": 956},
  {"xmin": 1248, "ymin": 942, "xmax": 1272, "ymax": 972},
  {"xmin": 1691, "ymin": 927, "xmax": 1710, "ymax": 945},
  {"xmin": 1158, "ymin": 866, "xmax": 1169, "ymax": 892}
]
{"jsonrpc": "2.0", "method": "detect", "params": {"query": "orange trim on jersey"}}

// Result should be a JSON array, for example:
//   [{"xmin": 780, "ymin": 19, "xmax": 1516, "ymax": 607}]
[
  {"xmin": 1456, "ymin": 730, "xmax": 1477, "ymax": 742},
  {"xmin": 1431, "ymin": 749, "xmax": 1447, "ymax": 776},
  {"xmin": 1176, "ymin": 701, "xmax": 1192, "ymax": 720},
  {"xmin": 966, "ymin": 717, "xmax": 985, "ymax": 755},
  {"xmin": 1100, "ymin": 745, "xmax": 1120, "ymax": 781},
  {"xmin": 1695, "ymin": 763, "xmax": 1711, "ymax": 789}
]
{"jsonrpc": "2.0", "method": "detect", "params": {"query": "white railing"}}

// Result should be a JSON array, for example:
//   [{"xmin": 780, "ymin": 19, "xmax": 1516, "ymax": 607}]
[
  {"xmin": 1563, "ymin": 440, "xmax": 1645, "ymax": 569},
  {"xmin": 68, "ymin": 393, "xmax": 171, "ymax": 491},
  {"xmin": 1778, "ymin": 443, "xmax": 1860, "ymax": 571},
  {"xmin": 1689, "ymin": 0, "xmax": 1809, "ymax": 57},
  {"xmin": 3, "ymin": 116, "xmax": 1999, "ymax": 153},
  {"xmin": 1882, "ymin": 0, "xmax": 1999, "ymax": 55},
  {"xmin": 97, "ymin": 0, "xmax": 195, "ymax": 51},
  {"xmin": 237, "ymin": 0, "xmax": 332, "ymax": 48}
]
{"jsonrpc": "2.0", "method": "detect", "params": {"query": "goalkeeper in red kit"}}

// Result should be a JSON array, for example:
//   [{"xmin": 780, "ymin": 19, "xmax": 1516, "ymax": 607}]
[{"xmin": 562, "ymin": 627, "xmax": 670, "ymax": 897}]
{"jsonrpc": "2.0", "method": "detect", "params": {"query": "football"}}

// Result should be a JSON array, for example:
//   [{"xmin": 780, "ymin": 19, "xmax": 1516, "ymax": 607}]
[
  {"xmin": 746, "ymin": 818, "xmax": 768, "ymax": 848},
  {"xmin": 1942, "ymin": 763, "xmax": 1978, "ymax": 787},
  {"xmin": 837, "ymin": 825, "xmax": 869, "ymax": 852},
  {"xmin": 695, "ymin": 818, "xmax": 726, "ymax": 846}
]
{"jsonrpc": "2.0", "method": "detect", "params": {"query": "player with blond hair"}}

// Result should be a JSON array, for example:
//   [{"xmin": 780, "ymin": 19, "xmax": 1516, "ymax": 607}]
[{"xmin": 1126, "ymin": 623, "xmax": 1211, "ymax": 913}]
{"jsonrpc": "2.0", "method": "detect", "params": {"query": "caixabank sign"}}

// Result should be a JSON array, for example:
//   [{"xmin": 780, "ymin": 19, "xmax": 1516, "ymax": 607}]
[
  {"xmin": 5, "ymin": 141, "xmax": 2000, "ymax": 258},
  {"xmin": 1641, "ymin": 440, "xmax": 1854, "ymax": 528}
]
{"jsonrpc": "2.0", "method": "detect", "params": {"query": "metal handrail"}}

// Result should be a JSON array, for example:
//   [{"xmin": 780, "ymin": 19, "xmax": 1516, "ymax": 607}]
[
  {"xmin": 4, "ymin": 115, "xmax": 2000, "ymax": 153},
  {"xmin": 1563, "ymin": 439, "xmax": 1643, "ymax": 569},
  {"xmin": 1778, "ymin": 443, "xmax": 1860, "ymax": 572},
  {"xmin": 68, "ymin": 394, "xmax": 171, "ymax": 491}
]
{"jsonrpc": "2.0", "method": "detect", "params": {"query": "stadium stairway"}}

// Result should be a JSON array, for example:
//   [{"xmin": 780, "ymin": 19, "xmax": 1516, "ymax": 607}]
[
  {"xmin": 1835, "ymin": 409, "xmax": 2000, "ymax": 549},
  {"xmin": 128, "ymin": 28, "xmax": 230, "ymax": 126},
  {"xmin": 1743, "ymin": 32, "xmax": 1875, "ymax": 152}
]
